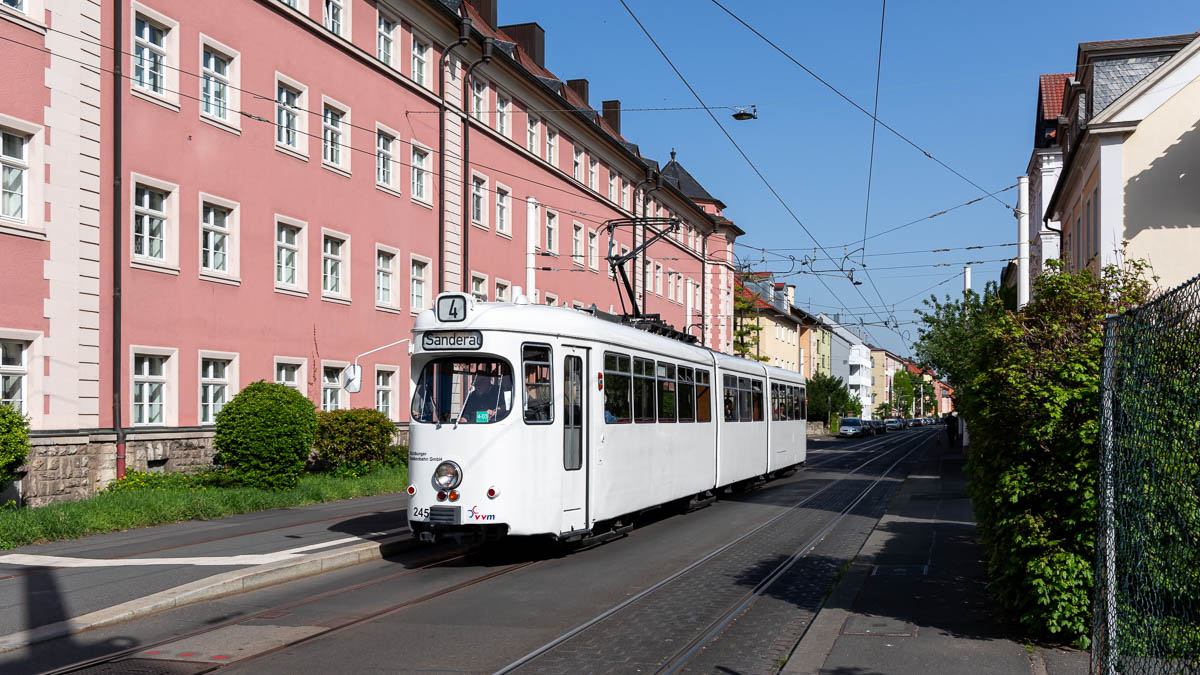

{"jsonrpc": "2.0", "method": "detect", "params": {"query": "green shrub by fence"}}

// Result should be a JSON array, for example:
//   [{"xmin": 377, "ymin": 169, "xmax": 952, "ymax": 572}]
[
  {"xmin": 213, "ymin": 381, "xmax": 318, "ymax": 490},
  {"xmin": 0, "ymin": 405, "xmax": 29, "ymax": 485},
  {"xmin": 314, "ymin": 408, "xmax": 401, "ymax": 476}
]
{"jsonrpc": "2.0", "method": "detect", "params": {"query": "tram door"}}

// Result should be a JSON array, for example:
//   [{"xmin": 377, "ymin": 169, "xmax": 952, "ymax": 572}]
[{"xmin": 560, "ymin": 347, "xmax": 589, "ymax": 534}]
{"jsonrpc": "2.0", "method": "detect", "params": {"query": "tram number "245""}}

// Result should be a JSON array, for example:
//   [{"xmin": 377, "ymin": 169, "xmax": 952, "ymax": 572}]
[{"xmin": 411, "ymin": 506, "xmax": 431, "ymax": 519}]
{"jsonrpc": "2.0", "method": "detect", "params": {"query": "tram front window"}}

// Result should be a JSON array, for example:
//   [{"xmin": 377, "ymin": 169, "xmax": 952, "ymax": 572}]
[{"xmin": 411, "ymin": 357, "xmax": 514, "ymax": 424}]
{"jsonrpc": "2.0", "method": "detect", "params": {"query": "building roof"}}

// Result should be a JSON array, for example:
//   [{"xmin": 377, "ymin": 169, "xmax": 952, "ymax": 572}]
[
  {"xmin": 1039, "ymin": 73, "xmax": 1072, "ymax": 120},
  {"xmin": 661, "ymin": 158, "xmax": 726, "ymax": 209}
]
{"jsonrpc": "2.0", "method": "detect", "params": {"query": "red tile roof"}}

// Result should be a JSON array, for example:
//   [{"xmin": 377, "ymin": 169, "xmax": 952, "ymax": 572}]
[{"xmin": 1039, "ymin": 73, "xmax": 1072, "ymax": 120}]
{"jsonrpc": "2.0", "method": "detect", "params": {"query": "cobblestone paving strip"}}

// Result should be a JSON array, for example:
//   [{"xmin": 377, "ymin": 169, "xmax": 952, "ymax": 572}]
[{"xmin": 511, "ymin": 432, "xmax": 933, "ymax": 674}]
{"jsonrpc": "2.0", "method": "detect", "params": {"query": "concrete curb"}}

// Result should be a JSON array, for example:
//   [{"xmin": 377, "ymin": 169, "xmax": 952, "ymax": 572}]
[{"xmin": 0, "ymin": 532, "xmax": 418, "ymax": 655}]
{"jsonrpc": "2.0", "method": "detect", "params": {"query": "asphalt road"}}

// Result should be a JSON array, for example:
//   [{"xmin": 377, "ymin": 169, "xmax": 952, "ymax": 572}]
[{"xmin": 7, "ymin": 429, "xmax": 936, "ymax": 675}]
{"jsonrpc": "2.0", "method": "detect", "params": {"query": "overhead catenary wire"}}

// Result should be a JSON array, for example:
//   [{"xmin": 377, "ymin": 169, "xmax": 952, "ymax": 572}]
[
  {"xmin": 736, "ymin": 241, "xmax": 1017, "ymax": 258},
  {"xmin": 858, "ymin": 0, "xmax": 887, "ymax": 266}
]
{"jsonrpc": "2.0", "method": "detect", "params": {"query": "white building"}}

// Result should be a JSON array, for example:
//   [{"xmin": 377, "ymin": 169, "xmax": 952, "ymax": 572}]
[{"xmin": 818, "ymin": 315, "xmax": 874, "ymax": 420}]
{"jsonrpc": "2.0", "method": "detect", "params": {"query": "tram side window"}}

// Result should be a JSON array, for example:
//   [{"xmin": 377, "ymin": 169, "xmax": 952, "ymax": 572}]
[
  {"xmin": 738, "ymin": 377, "xmax": 752, "ymax": 422},
  {"xmin": 800, "ymin": 388, "xmax": 807, "ymax": 420},
  {"xmin": 790, "ymin": 386, "xmax": 799, "ymax": 421},
  {"xmin": 770, "ymin": 383, "xmax": 780, "ymax": 421},
  {"xmin": 657, "ymin": 362, "xmax": 677, "ymax": 422},
  {"xmin": 723, "ymin": 374, "xmax": 738, "ymax": 422},
  {"xmin": 696, "ymin": 369, "xmax": 712, "ymax": 422},
  {"xmin": 633, "ymin": 357, "xmax": 656, "ymax": 423},
  {"xmin": 603, "ymin": 352, "xmax": 631, "ymax": 423},
  {"xmin": 751, "ymin": 379, "xmax": 764, "ymax": 422},
  {"xmin": 522, "ymin": 344, "xmax": 553, "ymax": 423},
  {"xmin": 677, "ymin": 366, "xmax": 695, "ymax": 423}
]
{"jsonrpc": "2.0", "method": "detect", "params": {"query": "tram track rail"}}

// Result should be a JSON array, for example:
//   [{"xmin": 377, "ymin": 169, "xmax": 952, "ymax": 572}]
[{"xmin": 495, "ymin": 430, "xmax": 935, "ymax": 674}]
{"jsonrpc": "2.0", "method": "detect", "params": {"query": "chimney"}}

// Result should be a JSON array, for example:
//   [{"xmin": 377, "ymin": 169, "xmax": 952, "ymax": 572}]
[
  {"xmin": 786, "ymin": 284, "xmax": 795, "ymax": 307},
  {"xmin": 498, "ymin": 22, "xmax": 545, "ymax": 68},
  {"xmin": 465, "ymin": 0, "xmax": 497, "ymax": 29},
  {"xmin": 602, "ymin": 99, "xmax": 621, "ymax": 135},
  {"xmin": 566, "ymin": 78, "xmax": 589, "ymax": 106}
]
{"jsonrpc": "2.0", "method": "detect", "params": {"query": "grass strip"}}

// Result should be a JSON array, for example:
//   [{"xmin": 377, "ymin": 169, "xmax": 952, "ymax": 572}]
[{"xmin": 0, "ymin": 464, "xmax": 408, "ymax": 551}]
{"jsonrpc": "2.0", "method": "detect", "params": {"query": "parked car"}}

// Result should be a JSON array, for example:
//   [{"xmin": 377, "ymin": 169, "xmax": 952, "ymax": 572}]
[
  {"xmin": 838, "ymin": 417, "xmax": 868, "ymax": 438},
  {"xmin": 885, "ymin": 418, "xmax": 903, "ymax": 431},
  {"xmin": 872, "ymin": 419, "xmax": 887, "ymax": 433}
]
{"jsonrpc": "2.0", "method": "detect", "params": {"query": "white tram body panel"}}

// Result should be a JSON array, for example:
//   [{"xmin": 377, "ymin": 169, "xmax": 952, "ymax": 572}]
[{"xmin": 405, "ymin": 294, "xmax": 807, "ymax": 541}]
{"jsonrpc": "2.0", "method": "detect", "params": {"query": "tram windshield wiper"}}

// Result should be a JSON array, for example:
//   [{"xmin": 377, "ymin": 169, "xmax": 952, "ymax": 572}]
[{"xmin": 452, "ymin": 385, "xmax": 476, "ymax": 430}]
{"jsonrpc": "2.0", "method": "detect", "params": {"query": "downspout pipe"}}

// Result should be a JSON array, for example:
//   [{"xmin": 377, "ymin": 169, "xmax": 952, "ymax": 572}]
[
  {"xmin": 437, "ymin": 15, "xmax": 472, "ymax": 293},
  {"xmin": 113, "ymin": 0, "xmax": 126, "ymax": 478},
  {"xmin": 461, "ymin": 39, "xmax": 494, "ymax": 292}
]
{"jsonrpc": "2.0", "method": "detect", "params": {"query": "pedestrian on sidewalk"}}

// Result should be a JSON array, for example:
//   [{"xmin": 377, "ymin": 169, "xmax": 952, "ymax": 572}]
[{"xmin": 945, "ymin": 412, "xmax": 959, "ymax": 449}]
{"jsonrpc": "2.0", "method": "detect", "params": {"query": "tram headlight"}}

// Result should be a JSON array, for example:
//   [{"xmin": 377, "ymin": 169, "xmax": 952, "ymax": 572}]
[{"xmin": 432, "ymin": 461, "xmax": 462, "ymax": 491}]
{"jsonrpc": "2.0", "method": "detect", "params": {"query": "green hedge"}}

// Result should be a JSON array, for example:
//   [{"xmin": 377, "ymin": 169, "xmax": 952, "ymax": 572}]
[
  {"xmin": 313, "ymin": 408, "xmax": 401, "ymax": 476},
  {"xmin": 213, "ymin": 381, "xmax": 318, "ymax": 490},
  {"xmin": 0, "ymin": 405, "xmax": 29, "ymax": 485}
]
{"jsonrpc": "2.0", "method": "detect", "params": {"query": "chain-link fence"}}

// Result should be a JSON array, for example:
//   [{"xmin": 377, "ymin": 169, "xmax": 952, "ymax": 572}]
[{"xmin": 1095, "ymin": 274, "xmax": 1200, "ymax": 675}]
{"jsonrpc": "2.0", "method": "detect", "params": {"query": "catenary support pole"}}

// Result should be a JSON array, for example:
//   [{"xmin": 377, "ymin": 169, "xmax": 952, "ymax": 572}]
[
  {"xmin": 1017, "ymin": 175, "xmax": 1031, "ymax": 308},
  {"xmin": 963, "ymin": 265, "xmax": 972, "ymax": 295}
]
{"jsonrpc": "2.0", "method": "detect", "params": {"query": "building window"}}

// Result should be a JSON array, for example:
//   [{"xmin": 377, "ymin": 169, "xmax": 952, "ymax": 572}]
[
  {"xmin": 495, "ymin": 186, "xmax": 510, "ymax": 235},
  {"xmin": 133, "ymin": 16, "xmax": 167, "ymax": 94},
  {"xmin": 276, "ymin": 223, "xmax": 300, "ymax": 286},
  {"xmin": 132, "ymin": 354, "xmax": 166, "ymax": 426},
  {"xmin": 2, "ymin": 0, "xmax": 26, "ymax": 13},
  {"xmin": 276, "ymin": 83, "xmax": 301, "ymax": 149},
  {"xmin": 667, "ymin": 270, "xmax": 675, "ymax": 301},
  {"xmin": 323, "ymin": 0, "xmax": 342, "ymax": 35},
  {"xmin": 200, "ymin": 203, "xmax": 229, "ymax": 273},
  {"xmin": 607, "ymin": 169, "xmax": 617, "ymax": 203},
  {"xmin": 573, "ymin": 146, "xmax": 583, "ymax": 182},
  {"xmin": 621, "ymin": 177, "xmax": 630, "ymax": 210},
  {"xmin": 322, "ymin": 234, "xmax": 345, "ymax": 295},
  {"xmin": 655, "ymin": 263, "xmax": 663, "ymax": 295},
  {"xmin": 527, "ymin": 116, "xmax": 539, "ymax": 154},
  {"xmin": 375, "ymin": 369, "xmax": 394, "ymax": 418},
  {"xmin": 201, "ymin": 49, "xmax": 230, "ymax": 121},
  {"xmin": 588, "ymin": 230, "xmax": 599, "ymax": 270},
  {"xmin": 497, "ymin": 94, "xmax": 510, "ymax": 136},
  {"xmin": 377, "ymin": 14, "xmax": 395, "ymax": 65},
  {"xmin": 471, "ymin": 176, "xmax": 486, "ymax": 225},
  {"xmin": 200, "ymin": 358, "xmax": 230, "ymax": 424},
  {"xmin": 375, "ymin": 249, "xmax": 395, "ymax": 307},
  {"xmin": 275, "ymin": 362, "xmax": 300, "ymax": 390},
  {"xmin": 572, "ymin": 223, "xmax": 584, "ymax": 265},
  {"xmin": 545, "ymin": 211, "xmax": 557, "ymax": 254},
  {"xmin": 495, "ymin": 280, "xmax": 509, "ymax": 302},
  {"xmin": 411, "ymin": 146, "xmax": 430, "ymax": 201},
  {"xmin": 1, "ymin": 131, "xmax": 28, "ymax": 221},
  {"xmin": 411, "ymin": 35, "xmax": 430, "ymax": 88},
  {"xmin": 471, "ymin": 274, "xmax": 487, "ymax": 302},
  {"xmin": 0, "ymin": 340, "xmax": 26, "ymax": 414},
  {"xmin": 588, "ymin": 157, "xmax": 598, "ymax": 191},
  {"xmin": 546, "ymin": 127, "xmax": 557, "ymax": 165},
  {"xmin": 322, "ymin": 366, "xmax": 343, "ymax": 411},
  {"xmin": 544, "ymin": 292, "xmax": 558, "ymax": 306},
  {"xmin": 322, "ymin": 104, "xmax": 345, "ymax": 167},
  {"xmin": 411, "ymin": 258, "xmax": 428, "ymax": 311},
  {"xmin": 472, "ymin": 79, "xmax": 487, "ymax": 123},
  {"xmin": 376, "ymin": 131, "xmax": 394, "ymax": 187},
  {"xmin": 133, "ymin": 185, "xmax": 167, "ymax": 260}
]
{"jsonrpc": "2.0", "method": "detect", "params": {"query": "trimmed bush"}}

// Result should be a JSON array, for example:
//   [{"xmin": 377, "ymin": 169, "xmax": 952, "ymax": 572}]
[
  {"xmin": 314, "ymin": 408, "xmax": 397, "ymax": 476},
  {"xmin": 0, "ymin": 405, "xmax": 29, "ymax": 485},
  {"xmin": 213, "ymin": 381, "xmax": 317, "ymax": 490}
]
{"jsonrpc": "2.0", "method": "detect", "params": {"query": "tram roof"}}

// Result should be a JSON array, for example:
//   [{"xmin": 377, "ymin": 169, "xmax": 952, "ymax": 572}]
[{"xmin": 415, "ymin": 301, "xmax": 804, "ymax": 385}]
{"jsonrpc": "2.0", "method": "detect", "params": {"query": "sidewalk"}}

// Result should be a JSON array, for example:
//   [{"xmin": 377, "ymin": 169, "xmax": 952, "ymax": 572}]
[
  {"xmin": 785, "ymin": 437, "xmax": 1089, "ymax": 675},
  {"xmin": 0, "ymin": 492, "xmax": 412, "ymax": 652}
]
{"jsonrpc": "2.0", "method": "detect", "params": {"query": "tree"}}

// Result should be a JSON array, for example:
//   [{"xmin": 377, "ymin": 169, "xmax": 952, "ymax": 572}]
[
  {"xmin": 806, "ymin": 372, "xmax": 853, "ymax": 425},
  {"xmin": 732, "ymin": 283, "xmax": 768, "ymax": 361}
]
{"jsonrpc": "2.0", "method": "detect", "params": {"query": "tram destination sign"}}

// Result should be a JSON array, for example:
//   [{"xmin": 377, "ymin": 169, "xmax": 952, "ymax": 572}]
[{"xmin": 422, "ymin": 330, "xmax": 483, "ymax": 351}]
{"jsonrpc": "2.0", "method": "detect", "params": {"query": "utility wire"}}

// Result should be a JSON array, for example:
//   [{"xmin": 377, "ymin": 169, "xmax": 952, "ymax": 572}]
[
  {"xmin": 736, "ymin": 241, "xmax": 1017, "ymax": 258},
  {"xmin": 709, "ymin": 0, "xmax": 1010, "ymax": 209},
  {"xmin": 859, "ymin": 0, "xmax": 886, "ymax": 266}
]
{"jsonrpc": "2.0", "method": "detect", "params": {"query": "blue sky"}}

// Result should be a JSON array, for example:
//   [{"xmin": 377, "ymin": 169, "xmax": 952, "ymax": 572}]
[{"xmin": 497, "ymin": 1, "xmax": 1197, "ymax": 356}]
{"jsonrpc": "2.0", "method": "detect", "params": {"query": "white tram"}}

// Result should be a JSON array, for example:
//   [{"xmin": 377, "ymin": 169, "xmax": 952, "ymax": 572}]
[{"xmin": 405, "ymin": 292, "xmax": 808, "ymax": 543}]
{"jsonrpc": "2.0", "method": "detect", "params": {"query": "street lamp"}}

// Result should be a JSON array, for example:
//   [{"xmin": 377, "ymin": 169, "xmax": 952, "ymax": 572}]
[{"xmin": 731, "ymin": 105, "xmax": 757, "ymax": 121}]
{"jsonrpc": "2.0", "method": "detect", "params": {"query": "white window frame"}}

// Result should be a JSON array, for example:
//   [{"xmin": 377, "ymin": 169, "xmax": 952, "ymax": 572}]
[
  {"xmin": 0, "ymin": 115, "xmax": 43, "ymax": 237},
  {"xmin": 130, "ymin": 4, "xmax": 179, "ymax": 110},
  {"xmin": 323, "ymin": 0, "xmax": 348, "ymax": 38},
  {"xmin": 274, "ymin": 214, "xmax": 308, "ymax": 296},
  {"xmin": 410, "ymin": 141, "xmax": 432, "ymax": 206},
  {"xmin": 321, "ymin": 361, "xmax": 348, "ymax": 412},
  {"xmin": 321, "ymin": 228, "xmax": 350, "ymax": 302},
  {"xmin": 495, "ymin": 278, "xmax": 510, "ymax": 302},
  {"xmin": 410, "ymin": 254, "xmax": 431, "ymax": 314},
  {"xmin": 375, "ymin": 244, "xmax": 400, "ymax": 312},
  {"xmin": 471, "ymin": 77, "xmax": 489, "ymax": 124},
  {"xmin": 129, "ymin": 174, "xmax": 179, "ymax": 275},
  {"xmin": 1, "ymin": 0, "xmax": 45, "ymax": 21},
  {"xmin": 588, "ymin": 229, "xmax": 599, "ymax": 271},
  {"xmin": 526, "ymin": 115, "xmax": 539, "ymax": 155},
  {"xmin": 274, "ymin": 72, "xmax": 308, "ymax": 159},
  {"xmin": 374, "ymin": 365, "xmax": 398, "ymax": 421},
  {"xmin": 571, "ymin": 222, "xmax": 584, "ymax": 266},
  {"xmin": 545, "ymin": 126, "xmax": 557, "ymax": 166},
  {"xmin": 494, "ymin": 182, "xmax": 511, "ymax": 237},
  {"xmin": 411, "ymin": 31, "xmax": 431, "ymax": 89},
  {"xmin": 375, "ymin": 123, "xmax": 399, "ymax": 194},
  {"xmin": 376, "ymin": 10, "xmax": 396, "ymax": 66},
  {"xmin": 273, "ymin": 356, "xmax": 307, "ymax": 397},
  {"xmin": 321, "ymin": 96, "xmax": 350, "ymax": 174},
  {"xmin": 588, "ymin": 156, "xmax": 598, "ymax": 191},
  {"xmin": 470, "ymin": 172, "xmax": 489, "ymax": 229},
  {"xmin": 198, "ymin": 350, "xmax": 238, "ymax": 425},
  {"xmin": 470, "ymin": 272, "xmax": 488, "ymax": 302},
  {"xmin": 607, "ymin": 168, "xmax": 617, "ymax": 203},
  {"xmin": 198, "ymin": 192, "xmax": 240, "ymax": 284},
  {"xmin": 198, "ymin": 35, "xmax": 240, "ymax": 133},
  {"xmin": 0, "ymin": 336, "xmax": 32, "ymax": 417},
  {"xmin": 496, "ymin": 92, "xmax": 511, "ymax": 137},
  {"xmin": 573, "ymin": 145, "xmax": 584, "ymax": 182},
  {"xmin": 621, "ymin": 176, "xmax": 630, "ymax": 210},
  {"xmin": 544, "ymin": 292, "xmax": 558, "ymax": 306},
  {"xmin": 667, "ymin": 269, "xmax": 676, "ymax": 303},
  {"xmin": 544, "ymin": 210, "xmax": 558, "ymax": 255},
  {"xmin": 130, "ymin": 346, "xmax": 177, "ymax": 427}
]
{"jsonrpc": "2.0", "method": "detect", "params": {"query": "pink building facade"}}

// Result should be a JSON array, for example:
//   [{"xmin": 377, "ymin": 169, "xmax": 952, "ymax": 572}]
[{"xmin": 0, "ymin": 0, "xmax": 740, "ymax": 504}]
